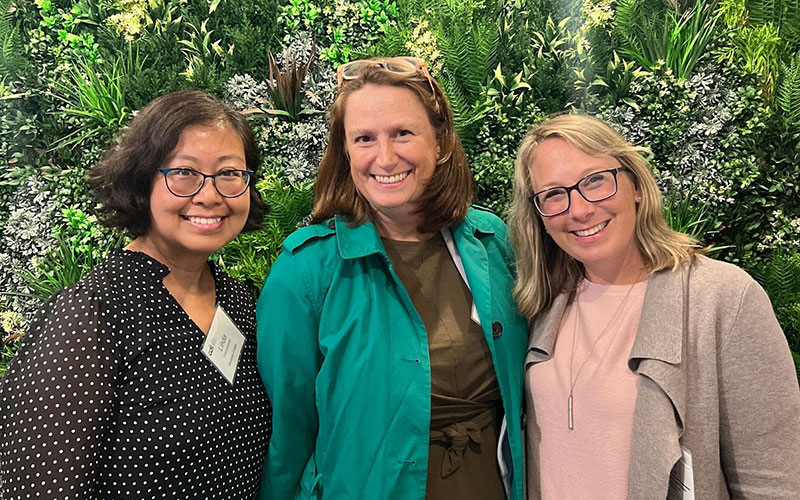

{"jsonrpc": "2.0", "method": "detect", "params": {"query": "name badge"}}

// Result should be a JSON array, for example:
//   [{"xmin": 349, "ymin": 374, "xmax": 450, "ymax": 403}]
[
  {"xmin": 667, "ymin": 446, "xmax": 695, "ymax": 500},
  {"xmin": 202, "ymin": 305, "xmax": 245, "ymax": 385}
]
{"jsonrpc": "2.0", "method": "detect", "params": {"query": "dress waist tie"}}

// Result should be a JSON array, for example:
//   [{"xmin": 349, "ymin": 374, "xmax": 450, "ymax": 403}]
[{"xmin": 429, "ymin": 407, "xmax": 495, "ymax": 479}]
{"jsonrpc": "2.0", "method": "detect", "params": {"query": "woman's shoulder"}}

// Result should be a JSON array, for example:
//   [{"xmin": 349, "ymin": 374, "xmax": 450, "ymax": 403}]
[
  {"xmin": 211, "ymin": 264, "xmax": 256, "ymax": 307},
  {"xmin": 687, "ymin": 255, "xmax": 758, "ymax": 291},
  {"xmin": 653, "ymin": 255, "xmax": 768, "ymax": 319},
  {"xmin": 49, "ymin": 249, "xmax": 160, "ymax": 300},
  {"xmin": 22, "ymin": 250, "xmax": 147, "ymax": 347},
  {"xmin": 265, "ymin": 220, "xmax": 341, "ymax": 290},
  {"xmin": 465, "ymin": 205, "xmax": 506, "ymax": 229},
  {"xmin": 459, "ymin": 206, "xmax": 509, "ymax": 241},
  {"xmin": 281, "ymin": 219, "xmax": 338, "ymax": 256}
]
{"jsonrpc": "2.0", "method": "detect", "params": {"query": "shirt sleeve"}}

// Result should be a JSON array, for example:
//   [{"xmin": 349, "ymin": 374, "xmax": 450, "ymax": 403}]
[
  {"xmin": 256, "ymin": 250, "xmax": 324, "ymax": 500},
  {"xmin": 718, "ymin": 280, "xmax": 800, "ymax": 498},
  {"xmin": 1, "ymin": 285, "xmax": 119, "ymax": 499}
]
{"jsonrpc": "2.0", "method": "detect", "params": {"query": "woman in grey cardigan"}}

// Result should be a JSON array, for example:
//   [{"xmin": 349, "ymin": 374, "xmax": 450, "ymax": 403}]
[{"xmin": 508, "ymin": 114, "xmax": 800, "ymax": 499}]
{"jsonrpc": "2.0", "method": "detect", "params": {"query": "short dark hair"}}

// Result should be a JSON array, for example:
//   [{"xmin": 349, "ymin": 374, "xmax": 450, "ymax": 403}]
[
  {"xmin": 312, "ymin": 61, "xmax": 473, "ymax": 234},
  {"xmin": 90, "ymin": 89, "xmax": 267, "ymax": 237}
]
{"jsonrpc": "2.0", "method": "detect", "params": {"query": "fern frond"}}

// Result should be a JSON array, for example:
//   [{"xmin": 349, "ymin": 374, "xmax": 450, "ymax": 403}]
[
  {"xmin": 782, "ymin": 0, "xmax": 800, "ymax": 47},
  {"xmin": 778, "ymin": 53, "xmax": 800, "ymax": 130},
  {"xmin": 360, "ymin": 22, "xmax": 408, "ymax": 59},
  {"xmin": 614, "ymin": 0, "xmax": 643, "ymax": 37},
  {"xmin": 263, "ymin": 180, "xmax": 315, "ymax": 235},
  {"xmin": 438, "ymin": 70, "xmax": 482, "ymax": 146},
  {"xmin": 750, "ymin": 251, "xmax": 800, "ymax": 307},
  {"xmin": 0, "ymin": 0, "xmax": 29, "ymax": 82},
  {"xmin": 614, "ymin": 0, "xmax": 660, "ymax": 67},
  {"xmin": 424, "ymin": 0, "xmax": 501, "ymax": 145},
  {"xmin": 746, "ymin": 0, "xmax": 780, "ymax": 26}
]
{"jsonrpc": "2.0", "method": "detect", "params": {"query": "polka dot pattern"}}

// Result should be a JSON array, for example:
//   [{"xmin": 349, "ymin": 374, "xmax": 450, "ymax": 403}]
[{"xmin": 1, "ymin": 249, "xmax": 271, "ymax": 499}]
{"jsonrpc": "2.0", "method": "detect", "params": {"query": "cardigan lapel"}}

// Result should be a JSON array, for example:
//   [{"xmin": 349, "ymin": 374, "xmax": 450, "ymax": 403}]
[
  {"xmin": 627, "ymin": 266, "xmax": 689, "ymax": 500},
  {"xmin": 525, "ymin": 292, "xmax": 570, "ymax": 365}
]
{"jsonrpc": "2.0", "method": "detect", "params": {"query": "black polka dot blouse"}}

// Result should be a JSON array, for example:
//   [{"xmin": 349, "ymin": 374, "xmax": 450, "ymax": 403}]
[{"xmin": 0, "ymin": 249, "xmax": 271, "ymax": 499}]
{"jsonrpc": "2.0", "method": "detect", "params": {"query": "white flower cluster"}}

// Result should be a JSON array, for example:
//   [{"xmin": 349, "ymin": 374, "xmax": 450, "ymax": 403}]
[{"xmin": 0, "ymin": 174, "xmax": 55, "ymax": 320}]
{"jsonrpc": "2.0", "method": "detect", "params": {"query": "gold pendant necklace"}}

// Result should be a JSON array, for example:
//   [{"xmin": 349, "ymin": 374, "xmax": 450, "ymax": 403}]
[{"xmin": 567, "ymin": 280, "xmax": 638, "ymax": 430}]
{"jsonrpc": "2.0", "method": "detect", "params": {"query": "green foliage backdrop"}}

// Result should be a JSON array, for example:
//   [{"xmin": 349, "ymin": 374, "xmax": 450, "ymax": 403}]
[{"xmin": 1, "ymin": 0, "xmax": 799, "ymax": 377}]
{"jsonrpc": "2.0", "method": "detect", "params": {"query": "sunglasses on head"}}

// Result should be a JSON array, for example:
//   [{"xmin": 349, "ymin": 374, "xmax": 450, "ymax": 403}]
[{"xmin": 336, "ymin": 57, "xmax": 436, "ymax": 96}]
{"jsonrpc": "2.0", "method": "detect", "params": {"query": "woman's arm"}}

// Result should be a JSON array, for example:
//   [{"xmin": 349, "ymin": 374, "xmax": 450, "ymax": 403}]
[
  {"xmin": 256, "ymin": 250, "xmax": 324, "ymax": 500},
  {"xmin": 718, "ymin": 280, "xmax": 800, "ymax": 498},
  {"xmin": 1, "ymin": 287, "xmax": 118, "ymax": 498}
]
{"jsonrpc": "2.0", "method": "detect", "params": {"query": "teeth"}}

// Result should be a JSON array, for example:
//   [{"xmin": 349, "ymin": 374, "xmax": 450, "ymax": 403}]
[
  {"xmin": 574, "ymin": 221, "xmax": 607, "ymax": 237},
  {"xmin": 374, "ymin": 171, "xmax": 410, "ymax": 184},
  {"xmin": 188, "ymin": 216, "xmax": 222, "ymax": 225}
]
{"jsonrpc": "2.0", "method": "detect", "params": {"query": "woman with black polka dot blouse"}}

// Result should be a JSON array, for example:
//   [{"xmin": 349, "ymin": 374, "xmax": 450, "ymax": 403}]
[{"xmin": 0, "ymin": 90, "xmax": 272, "ymax": 499}]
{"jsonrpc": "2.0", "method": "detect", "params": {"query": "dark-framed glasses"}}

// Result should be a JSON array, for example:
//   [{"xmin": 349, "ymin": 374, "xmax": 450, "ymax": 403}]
[
  {"xmin": 336, "ymin": 57, "xmax": 436, "ymax": 95},
  {"xmin": 529, "ymin": 167, "xmax": 630, "ymax": 217},
  {"xmin": 157, "ymin": 168, "xmax": 254, "ymax": 198}
]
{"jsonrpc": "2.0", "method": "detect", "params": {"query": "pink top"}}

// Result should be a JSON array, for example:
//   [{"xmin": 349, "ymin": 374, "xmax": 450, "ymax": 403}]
[{"xmin": 528, "ymin": 278, "xmax": 648, "ymax": 500}]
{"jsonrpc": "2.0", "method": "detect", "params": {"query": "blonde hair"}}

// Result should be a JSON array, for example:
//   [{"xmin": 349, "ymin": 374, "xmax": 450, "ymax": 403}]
[
  {"xmin": 508, "ymin": 114, "xmax": 700, "ymax": 318},
  {"xmin": 312, "ymin": 60, "xmax": 473, "ymax": 234}
]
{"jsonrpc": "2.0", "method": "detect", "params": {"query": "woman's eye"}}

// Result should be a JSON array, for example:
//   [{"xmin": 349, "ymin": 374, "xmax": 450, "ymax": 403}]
[
  {"xmin": 217, "ymin": 169, "xmax": 239, "ymax": 178},
  {"xmin": 544, "ymin": 190, "xmax": 564, "ymax": 200},
  {"xmin": 173, "ymin": 168, "xmax": 196, "ymax": 177},
  {"xmin": 354, "ymin": 135, "xmax": 372, "ymax": 143},
  {"xmin": 585, "ymin": 174, "xmax": 605, "ymax": 185},
  {"xmin": 397, "ymin": 129, "xmax": 411, "ymax": 136}
]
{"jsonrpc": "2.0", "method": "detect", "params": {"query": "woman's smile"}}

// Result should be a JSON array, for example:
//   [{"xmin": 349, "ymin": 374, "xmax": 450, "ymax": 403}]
[
  {"xmin": 372, "ymin": 170, "xmax": 412, "ymax": 185},
  {"xmin": 571, "ymin": 220, "xmax": 610, "ymax": 239}
]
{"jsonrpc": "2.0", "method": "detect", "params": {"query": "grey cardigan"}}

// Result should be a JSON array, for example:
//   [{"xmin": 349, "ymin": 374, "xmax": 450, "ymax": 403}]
[{"xmin": 525, "ymin": 256, "xmax": 800, "ymax": 499}]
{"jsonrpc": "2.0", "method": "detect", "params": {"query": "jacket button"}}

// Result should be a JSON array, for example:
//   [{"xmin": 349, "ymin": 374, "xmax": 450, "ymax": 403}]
[
  {"xmin": 491, "ymin": 321, "xmax": 503, "ymax": 338},
  {"xmin": 328, "ymin": 219, "xmax": 335, "ymax": 229}
]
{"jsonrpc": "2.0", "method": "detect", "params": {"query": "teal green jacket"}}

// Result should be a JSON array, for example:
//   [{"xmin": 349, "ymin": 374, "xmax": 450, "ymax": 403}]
[{"xmin": 256, "ymin": 208, "xmax": 527, "ymax": 500}]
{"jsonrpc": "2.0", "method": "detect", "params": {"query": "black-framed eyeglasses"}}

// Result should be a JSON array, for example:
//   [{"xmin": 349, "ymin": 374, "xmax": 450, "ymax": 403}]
[
  {"xmin": 157, "ymin": 168, "xmax": 254, "ymax": 198},
  {"xmin": 529, "ymin": 167, "xmax": 630, "ymax": 217}
]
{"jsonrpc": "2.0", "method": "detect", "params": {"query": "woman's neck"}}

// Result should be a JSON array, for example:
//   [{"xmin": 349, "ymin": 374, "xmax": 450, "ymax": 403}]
[
  {"xmin": 125, "ymin": 236, "xmax": 213, "ymax": 295},
  {"xmin": 126, "ymin": 236, "xmax": 217, "ymax": 333},
  {"xmin": 372, "ymin": 210, "xmax": 436, "ymax": 242},
  {"xmin": 583, "ymin": 252, "xmax": 648, "ymax": 285}
]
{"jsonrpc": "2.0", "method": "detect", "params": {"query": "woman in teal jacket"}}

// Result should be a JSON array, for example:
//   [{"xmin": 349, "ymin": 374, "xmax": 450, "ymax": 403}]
[{"xmin": 256, "ymin": 57, "xmax": 527, "ymax": 500}]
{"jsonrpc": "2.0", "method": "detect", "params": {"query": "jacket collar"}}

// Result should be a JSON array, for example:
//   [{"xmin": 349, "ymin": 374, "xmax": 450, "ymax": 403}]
[
  {"xmin": 333, "ymin": 215, "xmax": 387, "ymax": 260},
  {"xmin": 628, "ymin": 267, "xmax": 685, "ymax": 365},
  {"xmin": 333, "ymin": 208, "xmax": 496, "ymax": 260},
  {"xmin": 525, "ymin": 292, "xmax": 569, "ymax": 365},
  {"xmin": 627, "ymin": 266, "xmax": 688, "ymax": 434},
  {"xmin": 451, "ymin": 210, "xmax": 497, "ymax": 240}
]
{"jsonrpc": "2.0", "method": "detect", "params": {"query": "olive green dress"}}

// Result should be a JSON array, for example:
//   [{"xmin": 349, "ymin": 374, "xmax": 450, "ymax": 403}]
[{"xmin": 383, "ymin": 234, "xmax": 506, "ymax": 500}]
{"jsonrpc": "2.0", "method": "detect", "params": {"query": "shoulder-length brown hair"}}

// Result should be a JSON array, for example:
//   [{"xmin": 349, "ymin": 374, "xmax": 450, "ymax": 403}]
[
  {"xmin": 508, "ymin": 114, "xmax": 700, "ymax": 318},
  {"xmin": 312, "ymin": 60, "xmax": 473, "ymax": 233}
]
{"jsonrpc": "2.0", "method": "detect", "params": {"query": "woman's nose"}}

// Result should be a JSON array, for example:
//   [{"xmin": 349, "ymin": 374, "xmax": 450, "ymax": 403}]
[
  {"xmin": 376, "ymin": 140, "xmax": 398, "ymax": 169},
  {"xmin": 192, "ymin": 176, "xmax": 223, "ymax": 203},
  {"xmin": 568, "ymin": 189, "xmax": 595, "ymax": 219}
]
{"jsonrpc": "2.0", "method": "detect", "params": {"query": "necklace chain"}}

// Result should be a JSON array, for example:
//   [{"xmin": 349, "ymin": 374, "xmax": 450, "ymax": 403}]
[{"xmin": 567, "ymin": 280, "xmax": 638, "ymax": 430}]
